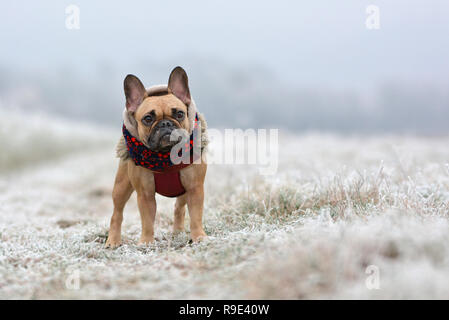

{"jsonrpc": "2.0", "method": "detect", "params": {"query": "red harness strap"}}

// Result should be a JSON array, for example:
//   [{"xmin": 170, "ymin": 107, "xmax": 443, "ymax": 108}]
[
  {"xmin": 154, "ymin": 171, "xmax": 185, "ymax": 197},
  {"xmin": 152, "ymin": 161, "xmax": 192, "ymax": 198}
]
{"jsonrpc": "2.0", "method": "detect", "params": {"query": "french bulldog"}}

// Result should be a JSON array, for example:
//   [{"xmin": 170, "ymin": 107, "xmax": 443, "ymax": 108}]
[{"xmin": 105, "ymin": 66, "xmax": 207, "ymax": 248}]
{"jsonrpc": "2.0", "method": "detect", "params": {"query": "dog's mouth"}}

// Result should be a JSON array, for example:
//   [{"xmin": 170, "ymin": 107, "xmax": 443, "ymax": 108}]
[{"xmin": 158, "ymin": 132, "xmax": 177, "ymax": 151}]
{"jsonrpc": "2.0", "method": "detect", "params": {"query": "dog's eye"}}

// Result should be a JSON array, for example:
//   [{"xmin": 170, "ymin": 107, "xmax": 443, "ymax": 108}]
[
  {"xmin": 176, "ymin": 111, "xmax": 184, "ymax": 119},
  {"xmin": 142, "ymin": 115, "xmax": 153, "ymax": 125}
]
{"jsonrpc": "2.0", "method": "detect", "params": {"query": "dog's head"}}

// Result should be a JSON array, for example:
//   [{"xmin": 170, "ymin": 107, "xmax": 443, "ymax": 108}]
[{"xmin": 124, "ymin": 66, "xmax": 191, "ymax": 152}]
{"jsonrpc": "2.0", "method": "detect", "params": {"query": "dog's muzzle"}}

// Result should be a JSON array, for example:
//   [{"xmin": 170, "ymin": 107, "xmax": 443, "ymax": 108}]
[{"xmin": 149, "ymin": 119, "xmax": 181, "ymax": 152}]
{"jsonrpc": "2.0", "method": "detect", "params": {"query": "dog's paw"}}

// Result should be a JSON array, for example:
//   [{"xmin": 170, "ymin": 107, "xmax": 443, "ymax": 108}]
[
  {"xmin": 191, "ymin": 230, "xmax": 208, "ymax": 243},
  {"xmin": 137, "ymin": 236, "xmax": 154, "ymax": 246},
  {"xmin": 105, "ymin": 236, "xmax": 122, "ymax": 249}
]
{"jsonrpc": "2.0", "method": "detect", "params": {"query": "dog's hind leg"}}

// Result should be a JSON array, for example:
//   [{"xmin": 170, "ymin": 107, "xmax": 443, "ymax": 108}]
[
  {"xmin": 173, "ymin": 194, "xmax": 187, "ymax": 233},
  {"xmin": 105, "ymin": 160, "xmax": 134, "ymax": 248}
]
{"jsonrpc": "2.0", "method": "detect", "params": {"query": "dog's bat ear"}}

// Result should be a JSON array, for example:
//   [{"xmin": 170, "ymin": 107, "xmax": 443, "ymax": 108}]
[
  {"xmin": 168, "ymin": 66, "xmax": 191, "ymax": 106},
  {"xmin": 124, "ymin": 74, "xmax": 146, "ymax": 113}
]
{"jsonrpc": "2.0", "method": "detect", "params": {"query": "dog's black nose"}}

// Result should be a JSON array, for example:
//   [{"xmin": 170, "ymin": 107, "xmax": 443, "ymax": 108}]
[{"xmin": 159, "ymin": 120, "xmax": 174, "ymax": 128}]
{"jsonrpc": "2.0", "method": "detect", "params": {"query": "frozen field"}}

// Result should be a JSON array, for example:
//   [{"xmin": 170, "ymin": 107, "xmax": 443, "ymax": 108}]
[{"xmin": 0, "ymin": 110, "xmax": 448, "ymax": 299}]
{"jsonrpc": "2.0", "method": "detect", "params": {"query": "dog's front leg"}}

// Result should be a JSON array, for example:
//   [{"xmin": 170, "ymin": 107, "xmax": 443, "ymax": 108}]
[
  {"xmin": 106, "ymin": 161, "xmax": 134, "ymax": 248},
  {"xmin": 128, "ymin": 165, "xmax": 157, "ymax": 245},
  {"xmin": 186, "ymin": 185, "xmax": 207, "ymax": 242},
  {"xmin": 136, "ymin": 191, "xmax": 157, "ymax": 245},
  {"xmin": 181, "ymin": 163, "xmax": 207, "ymax": 242}
]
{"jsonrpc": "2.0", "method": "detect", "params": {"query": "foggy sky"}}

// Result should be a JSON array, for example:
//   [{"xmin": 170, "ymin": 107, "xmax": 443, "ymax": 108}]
[
  {"xmin": 1, "ymin": 1, "xmax": 448, "ymax": 90},
  {"xmin": 0, "ymin": 1, "xmax": 448, "ymax": 133}
]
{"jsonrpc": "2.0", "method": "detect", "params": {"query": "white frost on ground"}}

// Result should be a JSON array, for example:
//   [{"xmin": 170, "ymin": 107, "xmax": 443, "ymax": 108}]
[{"xmin": 0, "ymin": 111, "xmax": 448, "ymax": 299}]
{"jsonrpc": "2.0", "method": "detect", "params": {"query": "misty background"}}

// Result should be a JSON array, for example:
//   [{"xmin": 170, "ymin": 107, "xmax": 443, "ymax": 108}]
[{"xmin": 0, "ymin": 1, "xmax": 448, "ymax": 133}]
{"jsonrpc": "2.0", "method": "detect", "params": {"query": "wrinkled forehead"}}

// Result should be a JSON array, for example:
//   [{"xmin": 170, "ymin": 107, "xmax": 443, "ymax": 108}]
[{"xmin": 135, "ymin": 93, "xmax": 187, "ymax": 119}]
